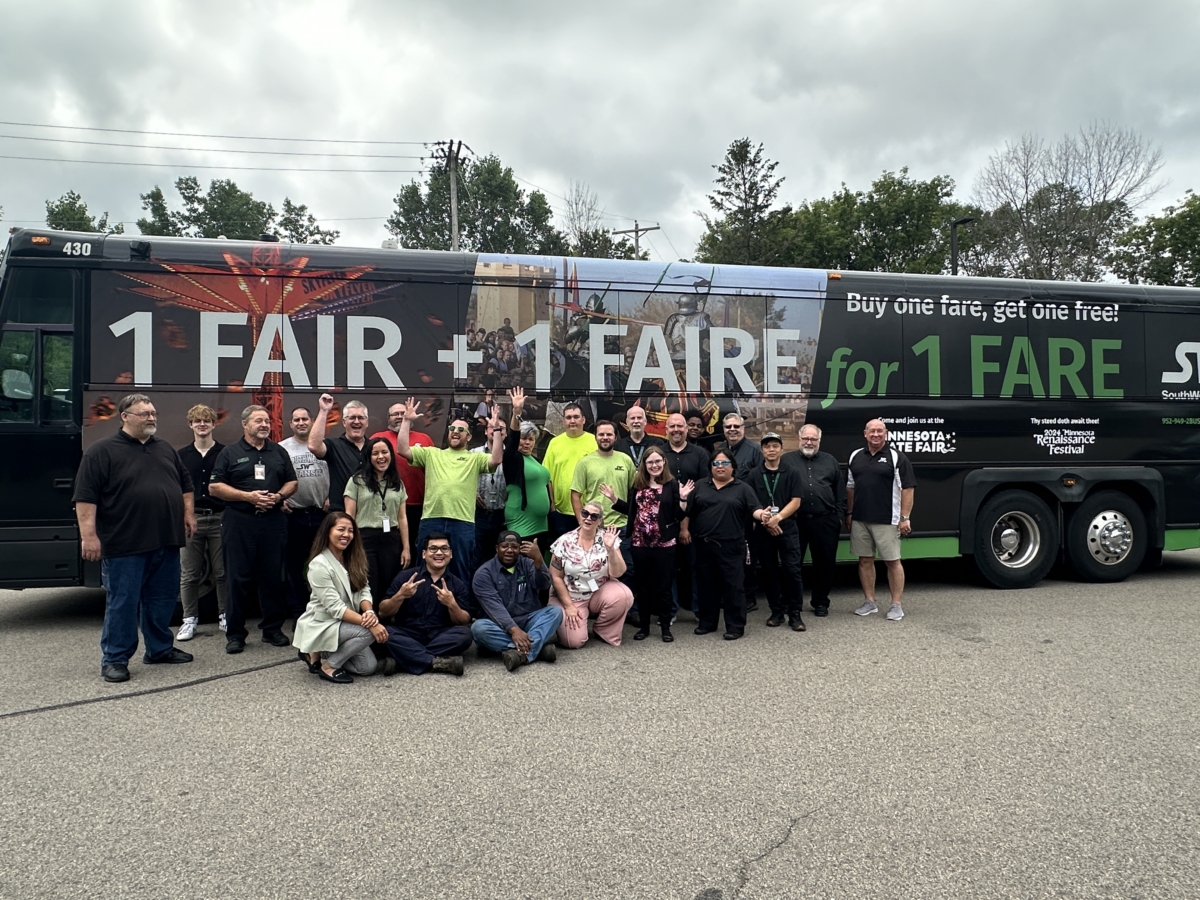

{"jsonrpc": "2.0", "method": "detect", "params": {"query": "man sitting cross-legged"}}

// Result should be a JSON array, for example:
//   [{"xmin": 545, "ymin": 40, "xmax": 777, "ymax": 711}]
[
  {"xmin": 471, "ymin": 530, "xmax": 562, "ymax": 672},
  {"xmin": 378, "ymin": 533, "xmax": 473, "ymax": 676}
]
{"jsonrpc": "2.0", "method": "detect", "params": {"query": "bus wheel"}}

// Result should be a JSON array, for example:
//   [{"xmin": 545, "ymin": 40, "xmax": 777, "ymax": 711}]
[
  {"xmin": 973, "ymin": 490, "xmax": 1058, "ymax": 588},
  {"xmin": 1066, "ymin": 490, "xmax": 1146, "ymax": 582}
]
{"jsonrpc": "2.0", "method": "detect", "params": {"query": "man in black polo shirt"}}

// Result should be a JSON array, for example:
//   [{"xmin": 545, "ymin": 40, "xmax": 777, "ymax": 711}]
[
  {"xmin": 663, "ymin": 412, "xmax": 707, "ymax": 619},
  {"xmin": 745, "ymin": 433, "xmax": 806, "ymax": 631},
  {"xmin": 615, "ymin": 405, "xmax": 664, "ymax": 467},
  {"xmin": 307, "ymin": 393, "xmax": 369, "ymax": 512},
  {"xmin": 209, "ymin": 404, "xmax": 298, "ymax": 653},
  {"xmin": 73, "ymin": 393, "xmax": 197, "ymax": 683},
  {"xmin": 782, "ymin": 423, "xmax": 846, "ymax": 617},
  {"xmin": 846, "ymin": 419, "xmax": 916, "ymax": 622}
]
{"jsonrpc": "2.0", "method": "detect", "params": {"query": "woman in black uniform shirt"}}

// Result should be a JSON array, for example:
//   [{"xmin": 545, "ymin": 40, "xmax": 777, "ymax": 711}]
[{"xmin": 682, "ymin": 447, "xmax": 770, "ymax": 640}]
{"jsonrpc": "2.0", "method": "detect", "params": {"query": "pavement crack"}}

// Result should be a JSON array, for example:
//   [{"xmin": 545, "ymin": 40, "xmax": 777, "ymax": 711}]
[{"xmin": 696, "ymin": 807, "xmax": 817, "ymax": 900}]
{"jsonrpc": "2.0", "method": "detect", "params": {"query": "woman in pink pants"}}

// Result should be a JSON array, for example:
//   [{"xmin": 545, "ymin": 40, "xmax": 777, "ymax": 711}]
[{"xmin": 549, "ymin": 502, "xmax": 633, "ymax": 647}]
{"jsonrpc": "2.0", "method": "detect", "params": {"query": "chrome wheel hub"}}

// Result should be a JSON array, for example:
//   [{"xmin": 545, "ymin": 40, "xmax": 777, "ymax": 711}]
[
  {"xmin": 990, "ymin": 511, "xmax": 1040, "ymax": 568},
  {"xmin": 1085, "ymin": 511, "xmax": 1133, "ymax": 565}
]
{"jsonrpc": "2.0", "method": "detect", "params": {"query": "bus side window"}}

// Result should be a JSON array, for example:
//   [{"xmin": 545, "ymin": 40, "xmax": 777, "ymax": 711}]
[
  {"xmin": 0, "ymin": 269, "xmax": 76, "ymax": 325},
  {"xmin": 0, "ymin": 331, "xmax": 36, "ymax": 423},
  {"xmin": 40, "ymin": 333, "xmax": 74, "ymax": 422}
]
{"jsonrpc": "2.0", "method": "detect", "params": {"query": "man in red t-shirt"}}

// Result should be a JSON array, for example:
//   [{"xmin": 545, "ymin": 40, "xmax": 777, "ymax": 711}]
[{"xmin": 373, "ymin": 401, "xmax": 433, "ymax": 560}]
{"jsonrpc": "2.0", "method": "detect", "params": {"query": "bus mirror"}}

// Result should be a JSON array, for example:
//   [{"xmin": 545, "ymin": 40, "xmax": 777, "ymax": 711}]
[
  {"xmin": 129, "ymin": 241, "xmax": 152, "ymax": 260},
  {"xmin": 1, "ymin": 369, "xmax": 33, "ymax": 401}
]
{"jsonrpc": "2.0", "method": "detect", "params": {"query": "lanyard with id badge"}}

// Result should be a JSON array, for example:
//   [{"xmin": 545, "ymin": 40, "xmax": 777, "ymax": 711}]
[{"xmin": 762, "ymin": 472, "xmax": 781, "ymax": 516}]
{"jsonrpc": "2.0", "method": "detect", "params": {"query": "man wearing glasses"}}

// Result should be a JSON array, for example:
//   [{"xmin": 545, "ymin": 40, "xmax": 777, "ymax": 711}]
[
  {"xmin": 308, "ymin": 394, "xmax": 370, "ymax": 513},
  {"xmin": 395, "ymin": 398, "xmax": 503, "ymax": 586},
  {"xmin": 378, "ymin": 533, "xmax": 474, "ymax": 676},
  {"xmin": 471, "ymin": 531, "xmax": 560, "ymax": 671},
  {"xmin": 782, "ymin": 424, "xmax": 845, "ymax": 617},
  {"xmin": 74, "ymin": 394, "xmax": 197, "ymax": 682}
]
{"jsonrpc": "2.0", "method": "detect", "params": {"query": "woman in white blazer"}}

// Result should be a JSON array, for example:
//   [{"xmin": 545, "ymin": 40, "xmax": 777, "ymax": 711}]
[{"xmin": 294, "ymin": 512, "xmax": 392, "ymax": 683}]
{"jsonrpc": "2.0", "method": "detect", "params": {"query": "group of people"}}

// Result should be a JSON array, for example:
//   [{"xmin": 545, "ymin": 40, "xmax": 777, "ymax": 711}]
[{"xmin": 74, "ymin": 390, "xmax": 915, "ymax": 685}]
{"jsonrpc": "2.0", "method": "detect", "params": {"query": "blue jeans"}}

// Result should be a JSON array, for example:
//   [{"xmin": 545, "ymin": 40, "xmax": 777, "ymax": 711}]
[
  {"xmin": 470, "ymin": 605, "xmax": 564, "ymax": 661},
  {"xmin": 417, "ymin": 518, "xmax": 476, "ymax": 589},
  {"xmin": 100, "ymin": 549, "xmax": 182, "ymax": 666}
]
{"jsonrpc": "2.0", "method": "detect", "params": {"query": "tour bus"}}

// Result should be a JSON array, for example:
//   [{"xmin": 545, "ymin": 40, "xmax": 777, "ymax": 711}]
[{"xmin": 2, "ymin": 226, "xmax": 1199, "ymax": 592}]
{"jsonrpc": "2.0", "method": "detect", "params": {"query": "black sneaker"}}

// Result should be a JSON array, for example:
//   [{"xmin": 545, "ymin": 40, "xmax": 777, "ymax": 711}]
[
  {"xmin": 789, "ymin": 618, "xmax": 807, "ymax": 632},
  {"xmin": 766, "ymin": 612, "xmax": 786, "ymax": 627},
  {"xmin": 536, "ymin": 643, "xmax": 557, "ymax": 664},
  {"xmin": 813, "ymin": 606, "xmax": 829, "ymax": 617},
  {"xmin": 745, "ymin": 599, "xmax": 759, "ymax": 612},
  {"xmin": 143, "ymin": 647, "xmax": 194, "ymax": 665},
  {"xmin": 225, "ymin": 637, "xmax": 246, "ymax": 654},
  {"xmin": 101, "ymin": 663, "xmax": 130, "ymax": 683},
  {"xmin": 262, "ymin": 631, "xmax": 290, "ymax": 647}
]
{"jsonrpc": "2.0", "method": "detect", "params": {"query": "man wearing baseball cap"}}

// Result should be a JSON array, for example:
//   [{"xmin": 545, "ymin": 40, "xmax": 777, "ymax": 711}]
[
  {"xmin": 744, "ymin": 433, "xmax": 806, "ymax": 631},
  {"xmin": 471, "ymin": 530, "xmax": 562, "ymax": 671}
]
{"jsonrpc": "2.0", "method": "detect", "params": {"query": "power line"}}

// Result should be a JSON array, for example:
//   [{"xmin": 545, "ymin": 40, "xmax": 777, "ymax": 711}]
[
  {"xmin": 0, "ymin": 132, "xmax": 426, "ymax": 159},
  {"xmin": 0, "ymin": 153, "xmax": 424, "ymax": 174},
  {"xmin": 0, "ymin": 119, "xmax": 430, "ymax": 145}
]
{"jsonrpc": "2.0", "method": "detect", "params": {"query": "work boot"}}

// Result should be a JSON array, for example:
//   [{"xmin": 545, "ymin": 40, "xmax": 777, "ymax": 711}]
[
  {"xmin": 431, "ymin": 656, "xmax": 464, "ymax": 676},
  {"xmin": 536, "ymin": 643, "xmax": 557, "ymax": 663},
  {"xmin": 501, "ymin": 649, "xmax": 527, "ymax": 672}
]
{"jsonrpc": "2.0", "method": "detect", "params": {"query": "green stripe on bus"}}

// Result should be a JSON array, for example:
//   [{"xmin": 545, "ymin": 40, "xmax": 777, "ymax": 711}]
[
  {"xmin": 800, "ymin": 537, "xmax": 963, "ymax": 563},
  {"xmin": 1164, "ymin": 529, "xmax": 1200, "ymax": 551}
]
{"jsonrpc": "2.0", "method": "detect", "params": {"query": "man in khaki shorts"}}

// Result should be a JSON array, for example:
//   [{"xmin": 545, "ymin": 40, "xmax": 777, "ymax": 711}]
[{"xmin": 845, "ymin": 419, "xmax": 915, "ymax": 621}]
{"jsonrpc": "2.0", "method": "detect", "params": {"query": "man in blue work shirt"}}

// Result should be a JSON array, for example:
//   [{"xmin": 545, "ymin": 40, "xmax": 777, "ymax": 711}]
[{"xmin": 471, "ymin": 531, "xmax": 561, "ymax": 672}]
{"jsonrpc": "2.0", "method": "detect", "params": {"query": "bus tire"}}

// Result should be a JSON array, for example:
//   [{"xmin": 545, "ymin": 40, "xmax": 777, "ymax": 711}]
[
  {"xmin": 1066, "ymin": 490, "xmax": 1146, "ymax": 582},
  {"xmin": 973, "ymin": 490, "xmax": 1058, "ymax": 589}
]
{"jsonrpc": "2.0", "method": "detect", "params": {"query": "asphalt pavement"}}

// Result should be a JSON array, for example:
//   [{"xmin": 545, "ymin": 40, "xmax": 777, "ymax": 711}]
[{"xmin": 1, "ymin": 554, "xmax": 1198, "ymax": 900}]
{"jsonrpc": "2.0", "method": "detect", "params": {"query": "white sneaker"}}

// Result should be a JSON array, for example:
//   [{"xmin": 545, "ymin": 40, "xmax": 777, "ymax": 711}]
[
  {"xmin": 218, "ymin": 613, "xmax": 227, "ymax": 633},
  {"xmin": 886, "ymin": 603, "xmax": 904, "ymax": 622},
  {"xmin": 177, "ymin": 617, "xmax": 198, "ymax": 641},
  {"xmin": 854, "ymin": 600, "xmax": 878, "ymax": 617}
]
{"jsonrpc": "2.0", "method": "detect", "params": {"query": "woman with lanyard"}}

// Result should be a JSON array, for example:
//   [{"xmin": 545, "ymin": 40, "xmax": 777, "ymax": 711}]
[
  {"xmin": 344, "ymin": 437, "xmax": 410, "ymax": 609},
  {"xmin": 601, "ymin": 447, "xmax": 690, "ymax": 643},
  {"xmin": 549, "ymin": 501, "xmax": 633, "ymax": 647},
  {"xmin": 682, "ymin": 446, "xmax": 770, "ymax": 640},
  {"xmin": 503, "ymin": 387, "xmax": 553, "ymax": 553},
  {"xmin": 294, "ymin": 512, "xmax": 393, "ymax": 682}
]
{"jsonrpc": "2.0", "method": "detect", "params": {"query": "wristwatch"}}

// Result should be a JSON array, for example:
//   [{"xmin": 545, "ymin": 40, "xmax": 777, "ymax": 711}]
[{"xmin": 899, "ymin": 515, "xmax": 910, "ymax": 522}]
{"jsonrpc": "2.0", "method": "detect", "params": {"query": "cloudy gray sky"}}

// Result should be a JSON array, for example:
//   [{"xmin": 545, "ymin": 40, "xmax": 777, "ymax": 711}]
[{"xmin": 1, "ymin": 0, "xmax": 1197, "ymax": 260}]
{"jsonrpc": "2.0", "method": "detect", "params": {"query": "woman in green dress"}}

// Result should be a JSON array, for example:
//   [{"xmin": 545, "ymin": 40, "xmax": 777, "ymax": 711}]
[{"xmin": 504, "ymin": 387, "xmax": 553, "ymax": 552}]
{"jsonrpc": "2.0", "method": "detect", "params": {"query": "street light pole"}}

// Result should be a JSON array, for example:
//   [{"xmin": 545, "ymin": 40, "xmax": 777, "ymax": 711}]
[{"xmin": 950, "ymin": 216, "xmax": 976, "ymax": 276}]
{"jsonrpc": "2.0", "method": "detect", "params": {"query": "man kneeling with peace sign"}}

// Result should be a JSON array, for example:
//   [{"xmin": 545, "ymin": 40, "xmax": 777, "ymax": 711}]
[{"xmin": 377, "ymin": 532, "xmax": 474, "ymax": 676}]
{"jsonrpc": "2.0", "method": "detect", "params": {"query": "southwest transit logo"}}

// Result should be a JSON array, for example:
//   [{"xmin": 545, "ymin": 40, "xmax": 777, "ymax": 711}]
[{"xmin": 1161, "ymin": 342, "xmax": 1200, "ymax": 400}]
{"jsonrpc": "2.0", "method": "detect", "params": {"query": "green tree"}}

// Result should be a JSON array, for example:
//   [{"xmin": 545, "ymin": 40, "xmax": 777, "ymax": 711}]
[
  {"xmin": 277, "ymin": 198, "xmax": 339, "ymax": 245},
  {"xmin": 135, "ymin": 186, "xmax": 181, "ymax": 236},
  {"xmin": 1110, "ymin": 191, "xmax": 1200, "ymax": 286},
  {"xmin": 387, "ymin": 154, "xmax": 567, "ymax": 255},
  {"xmin": 970, "ymin": 123, "xmax": 1162, "ymax": 280},
  {"xmin": 45, "ymin": 191, "xmax": 124, "ymax": 234},
  {"xmin": 695, "ymin": 138, "xmax": 784, "ymax": 265},
  {"xmin": 175, "ymin": 177, "xmax": 275, "ymax": 239}
]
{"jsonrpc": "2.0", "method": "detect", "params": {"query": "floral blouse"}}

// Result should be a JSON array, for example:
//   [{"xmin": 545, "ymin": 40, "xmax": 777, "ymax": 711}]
[
  {"xmin": 550, "ymin": 529, "xmax": 620, "ymax": 602},
  {"xmin": 632, "ymin": 485, "xmax": 675, "ymax": 549}
]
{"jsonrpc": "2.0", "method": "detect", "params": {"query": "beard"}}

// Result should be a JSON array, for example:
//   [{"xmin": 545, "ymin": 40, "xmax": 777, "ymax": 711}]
[
  {"xmin": 800, "ymin": 447, "xmax": 817, "ymax": 458},
  {"xmin": 142, "ymin": 424, "xmax": 157, "ymax": 437}
]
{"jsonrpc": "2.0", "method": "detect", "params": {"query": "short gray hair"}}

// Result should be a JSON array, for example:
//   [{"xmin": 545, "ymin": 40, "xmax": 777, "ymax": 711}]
[
  {"xmin": 519, "ymin": 421, "xmax": 540, "ymax": 439},
  {"xmin": 118, "ymin": 393, "xmax": 152, "ymax": 415},
  {"xmin": 723, "ymin": 412, "xmax": 744, "ymax": 425},
  {"xmin": 343, "ymin": 400, "xmax": 368, "ymax": 415},
  {"xmin": 800, "ymin": 423, "xmax": 823, "ymax": 438},
  {"xmin": 241, "ymin": 404, "xmax": 269, "ymax": 424}
]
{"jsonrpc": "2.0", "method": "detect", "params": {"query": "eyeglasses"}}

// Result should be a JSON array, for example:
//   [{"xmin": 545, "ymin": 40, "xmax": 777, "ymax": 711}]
[
  {"xmin": 579, "ymin": 510, "xmax": 602, "ymax": 521},
  {"xmin": 497, "ymin": 541, "xmax": 521, "ymax": 549},
  {"xmin": 426, "ymin": 545, "xmax": 451, "ymax": 555},
  {"xmin": 125, "ymin": 410, "xmax": 157, "ymax": 419},
  {"xmin": 800, "ymin": 437, "xmax": 820, "ymax": 443},
  {"xmin": 447, "ymin": 425, "xmax": 469, "ymax": 433},
  {"xmin": 344, "ymin": 415, "xmax": 367, "ymax": 422},
  {"xmin": 711, "ymin": 460, "xmax": 732, "ymax": 467}
]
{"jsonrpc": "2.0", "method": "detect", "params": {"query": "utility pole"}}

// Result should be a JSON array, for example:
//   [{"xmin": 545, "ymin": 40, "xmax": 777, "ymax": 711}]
[
  {"xmin": 433, "ymin": 140, "xmax": 469, "ymax": 251},
  {"xmin": 612, "ymin": 220, "xmax": 660, "ymax": 258}
]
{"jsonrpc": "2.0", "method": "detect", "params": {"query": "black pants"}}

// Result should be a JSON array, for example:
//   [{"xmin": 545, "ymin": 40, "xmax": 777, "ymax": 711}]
[
  {"xmin": 361, "ymin": 527, "xmax": 403, "ymax": 611},
  {"xmin": 796, "ymin": 513, "xmax": 840, "ymax": 612},
  {"xmin": 632, "ymin": 545, "xmax": 675, "ymax": 627},
  {"xmin": 284, "ymin": 507, "xmax": 325, "ymax": 619},
  {"xmin": 475, "ymin": 507, "xmax": 506, "ymax": 567},
  {"xmin": 696, "ymin": 537, "xmax": 747, "ymax": 635},
  {"xmin": 753, "ymin": 527, "xmax": 804, "ymax": 617},
  {"xmin": 385, "ymin": 625, "xmax": 473, "ymax": 675},
  {"xmin": 405, "ymin": 505, "xmax": 422, "ymax": 561},
  {"xmin": 222, "ymin": 509, "xmax": 288, "ymax": 641}
]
